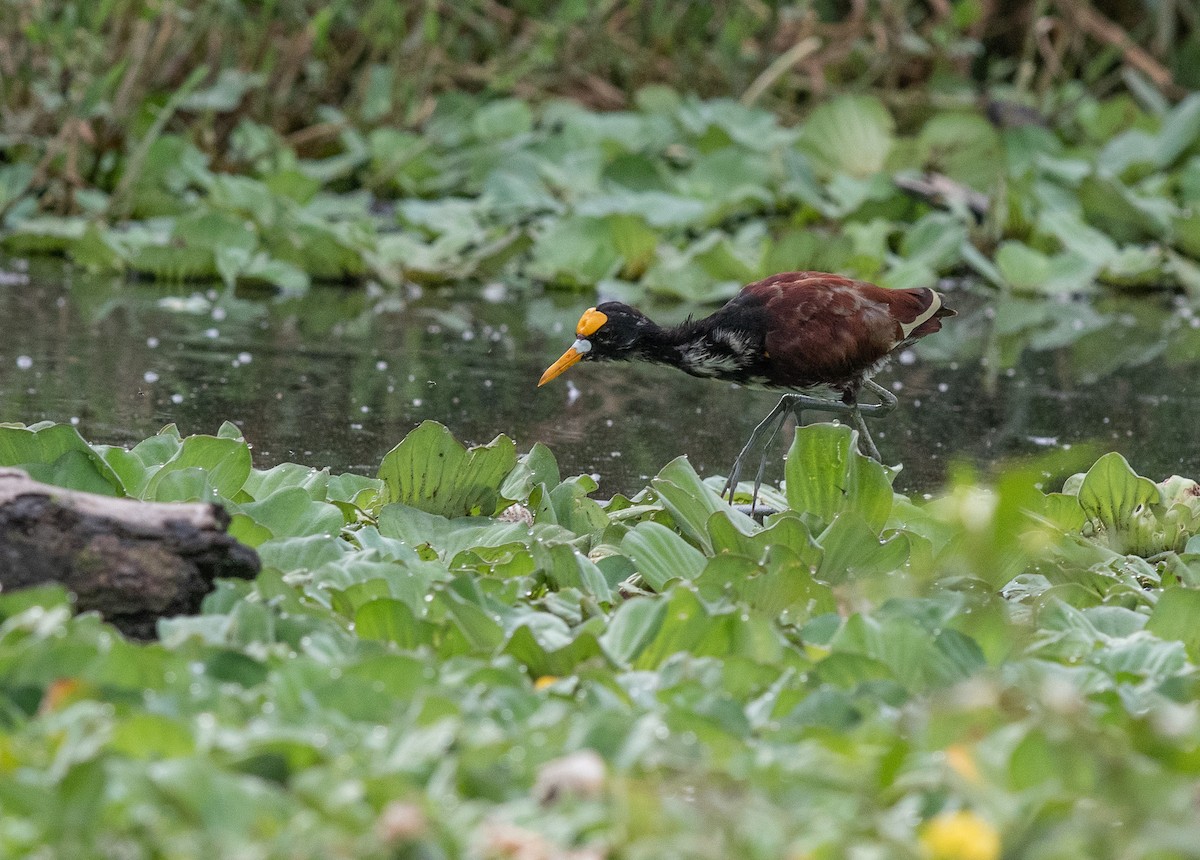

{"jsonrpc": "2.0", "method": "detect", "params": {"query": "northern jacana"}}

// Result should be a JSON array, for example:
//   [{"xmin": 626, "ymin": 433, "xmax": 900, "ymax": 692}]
[{"xmin": 539, "ymin": 271, "xmax": 955, "ymax": 506}]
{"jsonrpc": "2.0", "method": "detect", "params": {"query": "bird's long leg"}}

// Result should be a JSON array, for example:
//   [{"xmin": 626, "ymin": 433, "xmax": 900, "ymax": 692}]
[
  {"xmin": 784, "ymin": 379, "xmax": 896, "ymax": 460},
  {"xmin": 726, "ymin": 381, "xmax": 896, "ymax": 508},
  {"xmin": 848, "ymin": 406, "xmax": 882, "ymax": 460},
  {"xmin": 723, "ymin": 395, "xmax": 794, "ymax": 506},
  {"xmin": 748, "ymin": 404, "xmax": 790, "ymax": 516},
  {"xmin": 781, "ymin": 381, "xmax": 897, "ymax": 417},
  {"xmin": 774, "ymin": 392, "xmax": 859, "ymax": 416},
  {"xmin": 847, "ymin": 380, "xmax": 893, "ymax": 459},
  {"xmin": 858, "ymin": 378, "xmax": 897, "ymax": 416}
]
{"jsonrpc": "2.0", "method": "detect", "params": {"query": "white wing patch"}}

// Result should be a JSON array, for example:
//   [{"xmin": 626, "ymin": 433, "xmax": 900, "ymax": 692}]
[
  {"xmin": 899, "ymin": 290, "xmax": 941, "ymax": 338},
  {"xmin": 677, "ymin": 327, "xmax": 756, "ymax": 376},
  {"xmin": 679, "ymin": 344, "xmax": 743, "ymax": 376}
]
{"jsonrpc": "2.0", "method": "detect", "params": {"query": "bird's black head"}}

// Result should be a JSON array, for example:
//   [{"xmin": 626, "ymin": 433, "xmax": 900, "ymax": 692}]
[{"xmin": 538, "ymin": 302, "xmax": 654, "ymax": 386}]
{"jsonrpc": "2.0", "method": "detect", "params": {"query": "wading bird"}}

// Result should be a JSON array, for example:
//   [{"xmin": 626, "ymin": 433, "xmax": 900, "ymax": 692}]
[{"xmin": 539, "ymin": 271, "xmax": 955, "ymax": 507}]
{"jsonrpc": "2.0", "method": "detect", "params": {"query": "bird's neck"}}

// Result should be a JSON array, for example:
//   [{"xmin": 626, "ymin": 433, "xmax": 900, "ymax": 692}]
[
  {"xmin": 628, "ymin": 319, "xmax": 695, "ymax": 366},
  {"xmin": 634, "ymin": 315, "xmax": 753, "ymax": 379}
]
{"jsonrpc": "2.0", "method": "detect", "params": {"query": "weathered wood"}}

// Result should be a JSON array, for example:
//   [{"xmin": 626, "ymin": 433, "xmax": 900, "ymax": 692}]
[{"xmin": 0, "ymin": 469, "xmax": 259, "ymax": 638}]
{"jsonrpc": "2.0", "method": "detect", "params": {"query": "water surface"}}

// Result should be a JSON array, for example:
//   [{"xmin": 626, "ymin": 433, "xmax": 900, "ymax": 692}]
[{"xmin": 3, "ymin": 258, "xmax": 1198, "ymax": 496}]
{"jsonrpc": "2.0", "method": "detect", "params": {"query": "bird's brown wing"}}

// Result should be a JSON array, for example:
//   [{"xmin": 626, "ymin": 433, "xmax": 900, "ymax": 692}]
[
  {"xmin": 734, "ymin": 273, "xmax": 897, "ymax": 388},
  {"xmin": 737, "ymin": 273, "xmax": 953, "ymax": 389}
]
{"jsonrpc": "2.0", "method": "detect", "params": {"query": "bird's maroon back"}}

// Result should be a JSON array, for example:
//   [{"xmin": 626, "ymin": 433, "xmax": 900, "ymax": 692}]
[{"xmin": 732, "ymin": 272, "xmax": 950, "ymax": 391}]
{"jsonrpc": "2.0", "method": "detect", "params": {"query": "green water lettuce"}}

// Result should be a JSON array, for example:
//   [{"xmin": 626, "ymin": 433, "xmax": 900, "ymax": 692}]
[{"xmin": 1, "ymin": 421, "xmax": 1200, "ymax": 857}]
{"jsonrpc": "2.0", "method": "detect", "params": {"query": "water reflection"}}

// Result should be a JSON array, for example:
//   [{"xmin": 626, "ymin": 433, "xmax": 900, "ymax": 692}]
[{"xmin": 2, "ymin": 258, "xmax": 1197, "ymax": 497}]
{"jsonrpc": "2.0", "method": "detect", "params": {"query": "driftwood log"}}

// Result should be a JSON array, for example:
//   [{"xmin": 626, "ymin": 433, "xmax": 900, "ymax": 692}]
[
  {"xmin": 0, "ymin": 468, "xmax": 259, "ymax": 638},
  {"xmin": 894, "ymin": 172, "xmax": 990, "ymax": 222}
]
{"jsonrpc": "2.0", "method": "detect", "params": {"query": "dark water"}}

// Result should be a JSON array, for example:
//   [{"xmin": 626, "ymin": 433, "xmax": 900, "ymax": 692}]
[{"xmin": 3, "ymin": 257, "xmax": 1198, "ymax": 496}]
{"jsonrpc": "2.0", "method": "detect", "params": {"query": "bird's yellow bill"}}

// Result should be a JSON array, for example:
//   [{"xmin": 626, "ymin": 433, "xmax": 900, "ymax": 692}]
[{"xmin": 539, "ymin": 346, "xmax": 584, "ymax": 386}]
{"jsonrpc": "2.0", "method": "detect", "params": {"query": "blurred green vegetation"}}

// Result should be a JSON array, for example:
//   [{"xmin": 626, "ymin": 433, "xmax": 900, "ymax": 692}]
[
  {"xmin": 3, "ymin": 420, "xmax": 1200, "ymax": 857},
  {"xmin": 1, "ymin": 0, "xmax": 1198, "ymax": 297}
]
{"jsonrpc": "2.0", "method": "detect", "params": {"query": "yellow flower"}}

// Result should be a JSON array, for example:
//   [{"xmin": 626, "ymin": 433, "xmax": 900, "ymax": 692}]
[
  {"xmin": 920, "ymin": 810, "xmax": 1001, "ymax": 860},
  {"xmin": 533, "ymin": 675, "xmax": 559, "ymax": 691}
]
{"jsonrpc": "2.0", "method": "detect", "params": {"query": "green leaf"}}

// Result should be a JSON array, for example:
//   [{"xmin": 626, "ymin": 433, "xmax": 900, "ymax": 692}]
[
  {"xmin": 527, "ymin": 216, "xmax": 623, "ymax": 288},
  {"xmin": 707, "ymin": 511, "xmax": 823, "ymax": 571},
  {"xmin": 599, "ymin": 596, "xmax": 667, "ymax": 666},
  {"xmin": 536, "ymin": 542, "xmax": 613, "ymax": 599},
  {"xmin": 110, "ymin": 713, "xmax": 195, "ymax": 759},
  {"xmin": 1078, "ymin": 175, "xmax": 1173, "ymax": 243},
  {"xmin": 995, "ymin": 241, "xmax": 1098, "ymax": 295},
  {"xmin": 1147, "ymin": 587, "xmax": 1200, "ymax": 661},
  {"xmin": 816, "ymin": 510, "xmax": 910, "ymax": 584},
  {"xmin": 0, "ymin": 583, "xmax": 71, "ymax": 620},
  {"xmin": 0, "ymin": 423, "xmax": 124, "ymax": 495},
  {"xmin": 0, "ymin": 163, "xmax": 33, "ymax": 211},
  {"xmin": 1075, "ymin": 452, "xmax": 1161, "ymax": 554},
  {"xmin": 376, "ymin": 421, "xmax": 517, "ymax": 517},
  {"xmin": 621, "ymin": 522, "xmax": 706, "ymax": 591},
  {"xmin": 235, "ymin": 487, "xmax": 346, "ymax": 539},
  {"xmin": 652, "ymin": 456, "xmax": 755, "ymax": 550},
  {"xmin": 257, "ymin": 535, "xmax": 349, "ymax": 571},
  {"xmin": 354, "ymin": 598, "xmax": 434, "ymax": 649},
  {"xmin": 144, "ymin": 434, "xmax": 252, "ymax": 501},
  {"xmin": 503, "ymin": 619, "xmax": 605, "ymax": 677},
  {"xmin": 801, "ymin": 96, "xmax": 895, "ymax": 178},
  {"xmin": 629, "ymin": 587, "xmax": 719, "ymax": 669},
  {"xmin": 783, "ymin": 424, "xmax": 893, "ymax": 531},
  {"xmin": 243, "ymin": 463, "xmax": 331, "ymax": 501},
  {"xmin": 914, "ymin": 112, "xmax": 1004, "ymax": 190},
  {"xmin": 471, "ymin": 98, "xmax": 533, "ymax": 140},
  {"xmin": 697, "ymin": 546, "xmax": 835, "ymax": 617},
  {"xmin": 1154, "ymin": 93, "xmax": 1200, "ymax": 169}
]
